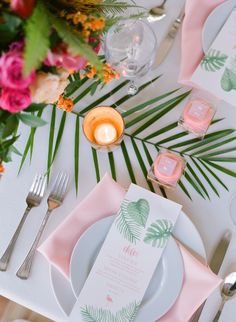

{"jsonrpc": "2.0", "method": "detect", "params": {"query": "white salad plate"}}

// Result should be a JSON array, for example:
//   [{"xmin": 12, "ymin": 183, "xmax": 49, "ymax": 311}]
[
  {"xmin": 50, "ymin": 210, "xmax": 207, "ymax": 318},
  {"xmin": 202, "ymin": 0, "xmax": 236, "ymax": 53},
  {"xmin": 69, "ymin": 216, "xmax": 184, "ymax": 322}
]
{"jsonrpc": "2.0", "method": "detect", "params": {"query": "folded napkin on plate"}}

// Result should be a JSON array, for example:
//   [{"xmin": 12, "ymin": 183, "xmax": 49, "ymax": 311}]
[
  {"xmin": 179, "ymin": 0, "xmax": 225, "ymax": 86},
  {"xmin": 39, "ymin": 173, "xmax": 222, "ymax": 322}
]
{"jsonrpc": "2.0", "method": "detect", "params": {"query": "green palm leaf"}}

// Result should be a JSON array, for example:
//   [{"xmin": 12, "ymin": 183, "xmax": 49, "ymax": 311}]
[
  {"xmin": 116, "ymin": 301, "xmax": 140, "ymax": 322},
  {"xmin": 92, "ymin": 148, "xmax": 100, "ymax": 183},
  {"xmin": 74, "ymin": 115, "xmax": 80, "ymax": 195},
  {"xmin": 191, "ymin": 157, "xmax": 219, "ymax": 197},
  {"xmin": 19, "ymin": 75, "xmax": 236, "ymax": 201},
  {"xmin": 144, "ymin": 219, "xmax": 173, "ymax": 248},
  {"xmin": 201, "ymin": 49, "xmax": 228, "ymax": 72},
  {"xmin": 115, "ymin": 200, "xmax": 142, "ymax": 244},
  {"xmin": 127, "ymin": 199, "xmax": 149, "ymax": 228},
  {"xmin": 80, "ymin": 305, "xmax": 114, "ymax": 322},
  {"xmin": 120, "ymin": 141, "xmax": 136, "ymax": 184},
  {"xmin": 108, "ymin": 152, "xmax": 116, "ymax": 180},
  {"xmin": 47, "ymin": 106, "xmax": 56, "ymax": 182},
  {"xmin": 130, "ymin": 137, "xmax": 155, "ymax": 193},
  {"xmin": 24, "ymin": 0, "xmax": 50, "ymax": 75},
  {"xmin": 131, "ymin": 91, "xmax": 190, "ymax": 136}
]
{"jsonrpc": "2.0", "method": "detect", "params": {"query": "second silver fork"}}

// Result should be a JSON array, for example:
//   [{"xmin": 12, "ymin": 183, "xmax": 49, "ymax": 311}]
[
  {"xmin": 0, "ymin": 174, "xmax": 46, "ymax": 271},
  {"xmin": 16, "ymin": 172, "xmax": 69, "ymax": 279}
]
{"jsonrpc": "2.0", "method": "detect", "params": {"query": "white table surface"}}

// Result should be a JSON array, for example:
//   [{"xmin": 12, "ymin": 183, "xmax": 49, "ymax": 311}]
[{"xmin": 1, "ymin": 1, "xmax": 236, "ymax": 321}]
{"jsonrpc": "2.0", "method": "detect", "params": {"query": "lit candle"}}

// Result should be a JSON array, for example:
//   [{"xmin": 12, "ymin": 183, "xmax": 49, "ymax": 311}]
[
  {"xmin": 179, "ymin": 99, "xmax": 215, "ymax": 137},
  {"xmin": 148, "ymin": 150, "xmax": 185, "ymax": 188},
  {"xmin": 94, "ymin": 122, "xmax": 118, "ymax": 145},
  {"xmin": 83, "ymin": 106, "xmax": 124, "ymax": 151}
]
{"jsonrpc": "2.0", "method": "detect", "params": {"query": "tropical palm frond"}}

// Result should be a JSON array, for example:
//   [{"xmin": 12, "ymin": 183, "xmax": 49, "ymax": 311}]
[
  {"xmin": 80, "ymin": 301, "xmax": 140, "ymax": 322},
  {"xmin": 18, "ymin": 75, "xmax": 236, "ymax": 200},
  {"xmin": 80, "ymin": 305, "xmax": 115, "ymax": 322},
  {"xmin": 115, "ymin": 199, "xmax": 142, "ymax": 243},
  {"xmin": 54, "ymin": 0, "xmax": 141, "ymax": 15},
  {"xmin": 115, "ymin": 301, "xmax": 140, "ymax": 322},
  {"xmin": 144, "ymin": 219, "xmax": 173, "ymax": 248},
  {"xmin": 201, "ymin": 49, "xmax": 228, "ymax": 72}
]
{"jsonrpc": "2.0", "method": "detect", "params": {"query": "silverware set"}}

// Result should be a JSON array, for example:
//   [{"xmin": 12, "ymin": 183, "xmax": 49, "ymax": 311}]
[
  {"xmin": 191, "ymin": 230, "xmax": 233, "ymax": 322},
  {"xmin": 0, "ymin": 172, "xmax": 69, "ymax": 279}
]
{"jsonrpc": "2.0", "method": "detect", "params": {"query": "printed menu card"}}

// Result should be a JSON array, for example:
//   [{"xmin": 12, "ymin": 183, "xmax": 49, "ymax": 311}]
[
  {"xmin": 191, "ymin": 8, "xmax": 236, "ymax": 107},
  {"xmin": 69, "ymin": 184, "xmax": 182, "ymax": 322}
]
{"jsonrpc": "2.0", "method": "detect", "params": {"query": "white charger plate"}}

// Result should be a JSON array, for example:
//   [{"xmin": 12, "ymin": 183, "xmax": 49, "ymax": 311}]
[
  {"xmin": 50, "ymin": 210, "xmax": 207, "ymax": 317},
  {"xmin": 202, "ymin": 0, "xmax": 236, "ymax": 53},
  {"xmin": 69, "ymin": 216, "xmax": 184, "ymax": 322}
]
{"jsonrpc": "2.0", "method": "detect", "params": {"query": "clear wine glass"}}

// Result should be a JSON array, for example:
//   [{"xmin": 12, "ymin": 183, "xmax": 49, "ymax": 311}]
[{"xmin": 104, "ymin": 19, "xmax": 157, "ymax": 96}]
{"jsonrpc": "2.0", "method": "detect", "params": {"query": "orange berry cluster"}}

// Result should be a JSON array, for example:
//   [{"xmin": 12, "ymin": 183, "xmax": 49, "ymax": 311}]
[
  {"xmin": 57, "ymin": 95, "xmax": 74, "ymax": 112},
  {"xmin": 83, "ymin": 63, "xmax": 120, "ymax": 83},
  {"xmin": 63, "ymin": 11, "xmax": 105, "ymax": 41}
]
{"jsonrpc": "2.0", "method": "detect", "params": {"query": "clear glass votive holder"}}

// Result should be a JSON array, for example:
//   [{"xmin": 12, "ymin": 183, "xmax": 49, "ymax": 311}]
[
  {"xmin": 83, "ymin": 106, "xmax": 125, "ymax": 152},
  {"xmin": 147, "ymin": 150, "xmax": 186, "ymax": 189},
  {"xmin": 178, "ymin": 95, "xmax": 216, "ymax": 139}
]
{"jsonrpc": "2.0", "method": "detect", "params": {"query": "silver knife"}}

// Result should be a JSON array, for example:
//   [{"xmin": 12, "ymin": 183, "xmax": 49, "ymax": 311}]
[
  {"xmin": 191, "ymin": 230, "xmax": 232, "ymax": 322},
  {"xmin": 154, "ymin": 9, "xmax": 185, "ymax": 68}
]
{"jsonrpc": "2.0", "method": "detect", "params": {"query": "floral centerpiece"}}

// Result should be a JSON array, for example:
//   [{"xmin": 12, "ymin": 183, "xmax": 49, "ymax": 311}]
[{"xmin": 0, "ymin": 0, "xmax": 136, "ymax": 173}]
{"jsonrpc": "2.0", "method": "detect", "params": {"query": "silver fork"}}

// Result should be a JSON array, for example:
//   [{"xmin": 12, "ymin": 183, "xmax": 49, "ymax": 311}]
[
  {"xmin": 16, "ymin": 172, "xmax": 69, "ymax": 279},
  {"xmin": 0, "ymin": 174, "xmax": 46, "ymax": 272}
]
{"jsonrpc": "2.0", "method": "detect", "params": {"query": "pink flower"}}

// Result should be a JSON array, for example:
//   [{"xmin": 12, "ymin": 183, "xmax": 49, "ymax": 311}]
[
  {"xmin": 9, "ymin": 41, "xmax": 24, "ymax": 53},
  {"xmin": 44, "ymin": 43, "xmax": 87, "ymax": 72},
  {"xmin": 44, "ymin": 38, "xmax": 101, "ymax": 72},
  {"xmin": 0, "ymin": 87, "xmax": 32, "ymax": 113},
  {"xmin": 10, "ymin": 0, "xmax": 35, "ymax": 18},
  {"xmin": 0, "ymin": 51, "xmax": 35, "ymax": 90}
]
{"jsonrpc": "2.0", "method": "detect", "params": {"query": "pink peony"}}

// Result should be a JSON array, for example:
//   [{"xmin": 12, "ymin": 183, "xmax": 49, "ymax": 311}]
[
  {"xmin": 0, "ymin": 51, "xmax": 35, "ymax": 90},
  {"xmin": 44, "ymin": 39, "xmax": 101, "ymax": 72},
  {"xmin": 44, "ymin": 44, "xmax": 87, "ymax": 72},
  {"xmin": 0, "ymin": 87, "xmax": 32, "ymax": 113},
  {"xmin": 10, "ymin": 0, "xmax": 35, "ymax": 18}
]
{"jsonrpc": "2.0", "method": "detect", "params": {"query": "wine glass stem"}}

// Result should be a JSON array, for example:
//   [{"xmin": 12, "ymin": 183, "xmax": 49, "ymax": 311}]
[{"xmin": 128, "ymin": 80, "xmax": 138, "ymax": 96}]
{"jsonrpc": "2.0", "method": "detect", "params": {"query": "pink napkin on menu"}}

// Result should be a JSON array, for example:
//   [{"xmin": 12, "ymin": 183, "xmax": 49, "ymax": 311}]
[
  {"xmin": 179, "ymin": 0, "xmax": 225, "ymax": 86},
  {"xmin": 39, "ymin": 174, "xmax": 222, "ymax": 321}
]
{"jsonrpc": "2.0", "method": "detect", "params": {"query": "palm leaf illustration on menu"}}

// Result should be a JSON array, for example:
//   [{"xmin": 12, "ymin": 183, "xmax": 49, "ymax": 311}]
[
  {"xmin": 80, "ymin": 301, "xmax": 140, "ymax": 322},
  {"xmin": 144, "ymin": 219, "xmax": 173, "ymax": 248},
  {"xmin": 201, "ymin": 49, "xmax": 228, "ymax": 72},
  {"xmin": 115, "ymin": 199, "xmax": 150, "ymax": 243}
]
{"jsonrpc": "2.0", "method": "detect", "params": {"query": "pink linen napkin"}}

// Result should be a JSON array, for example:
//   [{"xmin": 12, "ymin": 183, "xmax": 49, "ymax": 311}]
[
  {"xmin": 179, "ymin": 0, "xmax": 225, "ymax": 85},
  {"xmin": 39, "ymin": 174, "xmax": 222, "ymax": 321}
]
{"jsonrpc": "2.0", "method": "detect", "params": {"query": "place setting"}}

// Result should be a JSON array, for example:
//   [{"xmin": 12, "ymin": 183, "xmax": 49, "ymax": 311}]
[{"xmin": 1, "ymin": 0, "xmax": 236, "ymax": 322}]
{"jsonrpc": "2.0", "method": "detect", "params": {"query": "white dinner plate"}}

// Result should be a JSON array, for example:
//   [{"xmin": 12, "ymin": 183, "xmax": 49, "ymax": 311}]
[
  {"xmin": 50, "ymin": 210, "xmax": 207, "ymax": 317},
  {"xmin": 69, "ymin": 216, "xmax": 184, "ymax": 322},
  {"xmin": 202, "ymin": 0, "xmax": 236, "ymax": 53}
]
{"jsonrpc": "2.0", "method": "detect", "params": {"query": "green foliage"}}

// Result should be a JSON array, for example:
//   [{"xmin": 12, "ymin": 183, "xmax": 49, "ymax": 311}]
[
  {"xmin": 0, "ymin": 13, "xmax": 22, "ymax": 48},
  {"xmin": 127, "ymin": 199, "xmax": 149, "ymax": 227},
  {"xmin": 97, "ymin": 0, "xmax": 143, "ymax": 15},
  {"xmin": 17, "ymin": 113, "xmax": 47, "ymax": 127},
  {"xmin": 23, "ymin": 0, "xmax": 50, "ymax": 76},
  {"xmin": 144, "ymin": 219, "xmax": 173, "ymax": 248},
  {"xmin": 80, "ymin": 301, "xmax": 140, "ymax": 322},
  {"xmin": 221, "ymin": 68, "xmax": 236, "ymax": 91},
  {"xmin": 18, "ymin": 75, "xmax": 236, "ymax": 200},
  {"xmin": 201, "ymin": 49, "xmax": 228, "ymax": 72},
  {"xmin": 115, "ymin": 200, "xmax": 142, "ymax": 243}
]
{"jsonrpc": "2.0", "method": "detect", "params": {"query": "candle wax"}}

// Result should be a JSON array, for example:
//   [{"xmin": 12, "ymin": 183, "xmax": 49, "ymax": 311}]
[
  {"xmin": 153, "ymin": 152, "xmax": 184, "ymax": 185},
  {"xmin": 183, "ymin": 99, "xmax": 214, "ymax": 133},
  {"xmin": 94, "ymin": 123, "xmax": 118, "ymax": 145}
]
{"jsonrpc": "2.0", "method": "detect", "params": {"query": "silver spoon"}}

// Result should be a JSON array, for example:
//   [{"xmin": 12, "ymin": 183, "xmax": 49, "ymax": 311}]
[
  {"xmin": 213, "ymin": 272, "xmax": 236, "ymax": 322},
  {"xmin": 148, "ymin": 0, "xmax": 168, "ymax": 22}
]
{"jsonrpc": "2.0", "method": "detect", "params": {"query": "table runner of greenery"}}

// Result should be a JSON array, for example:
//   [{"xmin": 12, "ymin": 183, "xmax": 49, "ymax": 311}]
[{"xmin": 18, "ymin": 75, "xmax": 236, "ymax": 200}]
